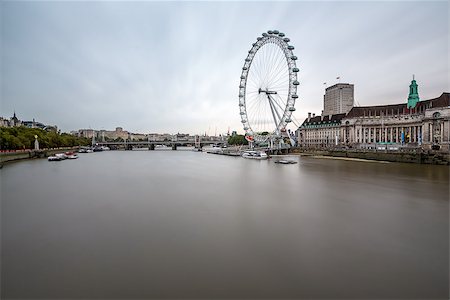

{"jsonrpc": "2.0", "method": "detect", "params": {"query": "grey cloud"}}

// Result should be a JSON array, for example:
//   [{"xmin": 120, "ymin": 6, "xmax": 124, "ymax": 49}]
[{"xmin": 1, "ymin": 1, "xmax": 447, "ymax": 134}]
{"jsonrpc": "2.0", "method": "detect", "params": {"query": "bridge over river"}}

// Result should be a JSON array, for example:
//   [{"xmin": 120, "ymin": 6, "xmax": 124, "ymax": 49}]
[{"xmin": 95, "ymin": 140, "xmax": 225, "ymax": 150}]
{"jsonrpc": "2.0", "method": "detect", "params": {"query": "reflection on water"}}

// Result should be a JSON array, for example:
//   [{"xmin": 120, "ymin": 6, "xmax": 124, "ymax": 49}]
[{"xmin": 1, "ymin": 150, "xmax": 448, "ymax": 298}]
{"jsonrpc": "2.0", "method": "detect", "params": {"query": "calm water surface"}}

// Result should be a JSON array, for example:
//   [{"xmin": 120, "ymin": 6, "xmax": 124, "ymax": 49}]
[{"xmin": 1, "ymin": 150, "xmax": 448, "ymax": 299}]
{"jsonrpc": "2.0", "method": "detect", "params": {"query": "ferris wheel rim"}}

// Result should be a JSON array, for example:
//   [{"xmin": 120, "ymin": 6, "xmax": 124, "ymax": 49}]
[{"xmin": 239, "ymin": 30, "xmax": 298, "ymax": 143}]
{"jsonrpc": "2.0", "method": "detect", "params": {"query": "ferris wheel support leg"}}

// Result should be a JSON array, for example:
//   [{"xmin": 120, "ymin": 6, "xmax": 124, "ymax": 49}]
[{"xmin": 267, "ymin": 95, "xmax": 282, "ymax": 130}]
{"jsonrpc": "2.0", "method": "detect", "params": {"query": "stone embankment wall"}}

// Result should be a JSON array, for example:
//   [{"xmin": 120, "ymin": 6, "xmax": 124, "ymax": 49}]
[
  {"xmin": 0, "ymin": 148, "xmax": 78, "ymax": 167},
  {"xmin": 291, "ymin": 148, "xmax": 450, "ymax": 165}
]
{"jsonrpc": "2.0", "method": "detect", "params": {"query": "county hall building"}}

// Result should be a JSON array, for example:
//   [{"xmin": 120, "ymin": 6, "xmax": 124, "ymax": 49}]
[{"xmin": 297, "ymin": 78, "xmax": 450, "ymax": 151}]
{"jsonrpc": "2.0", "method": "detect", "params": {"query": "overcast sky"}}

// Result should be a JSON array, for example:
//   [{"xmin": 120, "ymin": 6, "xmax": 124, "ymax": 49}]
[{"xmin": 1, "ymin": 1, "xmax": 448, "ymax": 134}]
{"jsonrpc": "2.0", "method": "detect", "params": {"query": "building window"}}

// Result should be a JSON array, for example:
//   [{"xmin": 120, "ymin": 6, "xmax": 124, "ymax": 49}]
[{"xmin": 433, "ymin": 112, "xmax": 441, "ymax": 119}]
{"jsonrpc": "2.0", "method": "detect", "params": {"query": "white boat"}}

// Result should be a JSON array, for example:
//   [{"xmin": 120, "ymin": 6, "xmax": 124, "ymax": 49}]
[
  {"xmin": 274, "ymin": 159, "xmax": 297, "ymax": 164},
  {"xmin": 55, "ymin": 153, "xmax": 67, "ymax": 160},
  {"xmin": 155, "ymin": 144, "xmax": 168, "ymax": 149},
  {"xmin": 241, "ymin": 150, "xmax": 268, "ymax": 160},
  {"xmin": 211, "ymin": 146, "xmax": 223, "ymax": 153},
  {"xmin": 48, "ymin": 156, "xmax": 61, "ymax": 161},
  {"xmin": 67, "ymin": 154, "xmax": 79, "ymax": 159},
  {"xmin": 205, "ymin": 145, "xmax": 223, "ymax": 154},
  {"xmin": 100, "ymin": 146, "xmax": 110, "ymax": 151}
]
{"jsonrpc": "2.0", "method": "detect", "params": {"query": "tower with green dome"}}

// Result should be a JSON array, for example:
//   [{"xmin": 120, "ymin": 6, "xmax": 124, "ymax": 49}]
[{"xmin": 407, "ymin": 75, "xmax": 420, "ymax": 109}]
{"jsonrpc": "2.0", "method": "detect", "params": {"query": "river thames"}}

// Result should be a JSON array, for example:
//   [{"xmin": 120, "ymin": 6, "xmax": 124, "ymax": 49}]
[{"xmin": 1, "ymin": 149, "xmax": 448, "ymax": 299}]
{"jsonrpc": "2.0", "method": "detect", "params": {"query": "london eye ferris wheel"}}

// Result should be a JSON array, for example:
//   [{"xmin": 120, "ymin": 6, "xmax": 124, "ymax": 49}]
[{"xmin": 239, "ymin": 30, "xmax": 299, "ymax": 143}]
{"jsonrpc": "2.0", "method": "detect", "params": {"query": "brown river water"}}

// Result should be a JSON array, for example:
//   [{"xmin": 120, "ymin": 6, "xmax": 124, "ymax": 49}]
[{"xmin": 1, "ymin": 149, "xmax": 448, "ymax": 299}]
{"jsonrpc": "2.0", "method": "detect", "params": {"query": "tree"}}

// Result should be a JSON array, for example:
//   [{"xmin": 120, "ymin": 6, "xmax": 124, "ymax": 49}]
[{"xmin": 228, "ymin": 134, "xmax": 248, "ymax": 145}]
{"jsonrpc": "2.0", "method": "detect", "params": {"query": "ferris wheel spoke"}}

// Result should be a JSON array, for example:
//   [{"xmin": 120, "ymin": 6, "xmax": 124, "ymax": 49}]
[
  {"xmin": 266, "ymin": 52, "xmax": 285, "ymax": 85},
  {"xmin": 268, "ymin": 74, "xmax": 287, "ymax": 92},
  {"xmin": 269, "ymin": 56, "xmax": 288, "ymax": 82},
  {"xmin": 263, "ymin": 44, "xmax": 278, "ymax": 88},
  {"xmin": 267, "ymin": 45, "xmax": 281, "ymax": 86},
  {"xmin": 250, "ymin": 98, "xmax": 266, "ymax": 132},
  {"xmin": 254, "ymin": 97, "xmax": 269, "ymax": 132},
  {"xmin": 246, "ymin": 90, "xmax": 260, "ymax": 94},
  {"xmin": 269, "ymin": 75, "xmax": 288, "ymax": 91},
  {"xmin": 250, "ymin": 58, "xmax": 263, "ymax": 86},
  {"xmin": 247, "ymin": 75, "xmax": 262, "ymax": 90},
  {"xmin": 268, "ymin": 59, "xmax": 288, "ymax": 87},
  {"xmin": 267, "ymin": 52, "xmax": 286, "ymax": 86}
]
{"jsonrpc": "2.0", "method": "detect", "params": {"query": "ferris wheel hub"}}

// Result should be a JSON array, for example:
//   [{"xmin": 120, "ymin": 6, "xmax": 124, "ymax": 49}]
[{"xmin": 258, "ymin": 88, "xmax": 277, "ymax": 95}]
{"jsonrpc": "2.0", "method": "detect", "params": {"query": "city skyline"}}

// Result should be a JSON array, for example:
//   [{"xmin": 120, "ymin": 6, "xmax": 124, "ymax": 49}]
[{"xmin": 1, "ymin": 1, "xmax": 448, "ymax": 134}]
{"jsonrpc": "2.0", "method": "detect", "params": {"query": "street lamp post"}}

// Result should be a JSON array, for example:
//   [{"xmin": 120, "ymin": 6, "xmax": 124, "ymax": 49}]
[{"xmin": 34, "ymin": 135, "xmax": 39, "ymax": 150}]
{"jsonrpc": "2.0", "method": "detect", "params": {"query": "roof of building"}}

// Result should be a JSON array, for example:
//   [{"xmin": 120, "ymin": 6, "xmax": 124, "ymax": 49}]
[
  {"xmin": 325, "ymin": 83, "xmax": 354, "ymax": 91},
  {"xmin": 300, "ymin": 113, "xmax": 346, "ymax": 127},
  {"xmin": 345, "ymin": 92, "xmax": 449, "ymax": 118}
]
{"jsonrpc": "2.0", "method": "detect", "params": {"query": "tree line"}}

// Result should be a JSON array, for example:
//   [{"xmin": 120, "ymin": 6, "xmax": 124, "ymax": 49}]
[{"xmin": 0, "ymin": 127, "xmax": 91, "ymax": 150}]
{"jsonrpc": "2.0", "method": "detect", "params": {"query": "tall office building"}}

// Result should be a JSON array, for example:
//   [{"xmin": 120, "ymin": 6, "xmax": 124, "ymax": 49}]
[{"xmin": 323, "ymin": 83, "xmax": 354, "ymax": 115}]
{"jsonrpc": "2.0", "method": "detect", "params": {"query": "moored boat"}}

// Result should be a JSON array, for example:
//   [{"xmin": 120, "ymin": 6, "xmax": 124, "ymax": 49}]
[
  {"xmin": 274, "ymin": 159, "xmax": 297, "ymax": 164},
  {"xmin": 241, "ymin": 150, "xmax": 268, "ymax": 160},
  {"xmin": 55, "ymin": 153, "xmax": 67, "ymax": 160},
  {"xmin": 155, "ymin": 144, "xmax": 168, "ymax": 149},
  {"xmin": 207, "ymin": 145, "xmax": 223, "ymax": 154},
  {"xmin": 48, "ymin": 156, "xmax": 61, "ymax": 161}
]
